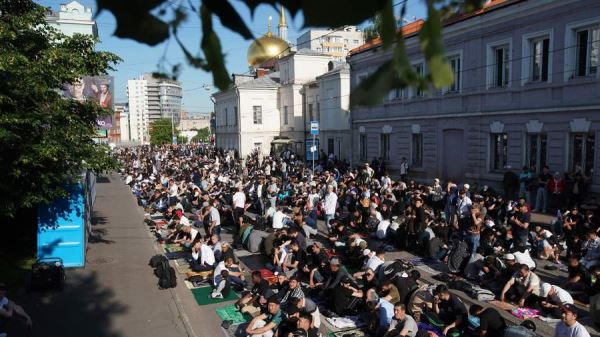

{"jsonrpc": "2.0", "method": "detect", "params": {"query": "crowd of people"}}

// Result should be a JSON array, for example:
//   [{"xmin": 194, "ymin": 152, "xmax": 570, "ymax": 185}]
[{"xmin": 116, "ymin": 144, "xmax": 600, "ymax": 337}]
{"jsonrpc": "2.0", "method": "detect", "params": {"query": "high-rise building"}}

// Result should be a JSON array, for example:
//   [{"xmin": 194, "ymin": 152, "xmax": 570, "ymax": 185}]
[
  {"xmin": 45, "ymin": 1, "xmax": 98, "ymax": 38},
  {"xmin": 127, "ymin": 74, "xmax": 182, "ymax": 144},
  {"xmin": 159, "ymin": 80, "xmax": 183, "ymax": 125},
  {"xmin": 113, "ymin": 102, "xmax": 129, "ymax": 143},
  {"xmin": 296, "ymin": 26, "xmax": 364, "ymax": 60}
]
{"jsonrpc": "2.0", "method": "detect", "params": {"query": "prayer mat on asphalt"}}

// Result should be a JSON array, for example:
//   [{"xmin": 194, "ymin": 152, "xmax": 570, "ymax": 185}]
[
  {"xmin": 164, "ymin": 244, "xmax": 184, "ymax": 253},
  {"xmin": 191, "ymin": 287, "xmax": 239, "ymax": 306},
  {"xmin": 215, "ymin": 304, "xmax": 251, "ymax": 325}
]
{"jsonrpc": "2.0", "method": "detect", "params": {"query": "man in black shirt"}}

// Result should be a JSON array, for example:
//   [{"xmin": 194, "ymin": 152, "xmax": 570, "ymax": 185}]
[
  {"xmin": 469, "ymin": 304, "xmax": 506, "ymax": 337},
  {"xmin": 432, "ymin": 284, "xmax": 468, "ymax": 336},
  {"xmin": 509, "ymin": 204, "xmax": 530, "ymax": 245},
  {"xmin": 289, "ymin": 313, "xmax": 318, "ymax": 337},
  {"xmin": 563, "ymin": 255, "xmax": 590, "ymax": 291},
  {"xmin": 533, "ymin": 166, "xmax": 552, "ymax": 213}
]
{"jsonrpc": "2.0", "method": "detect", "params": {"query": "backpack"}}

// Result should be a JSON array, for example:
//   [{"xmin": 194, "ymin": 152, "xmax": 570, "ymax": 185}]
[
  {"xmin": 466, "ymin": 285, "xmax": 496, "ymax": 301},
  {"xmin": 155, "ymin": 260, "xmax": 177, "ymax": 289},
  {"xmin": 149, "ymin": 254, "xmax": 168, "ymax": 268},
  {"xmin": 447, "ymin": 240, "xmax": 470, "ymax": 273}
]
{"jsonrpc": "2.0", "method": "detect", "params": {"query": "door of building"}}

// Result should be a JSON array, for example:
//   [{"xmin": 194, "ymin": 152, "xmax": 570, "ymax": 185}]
[{"xmin": 443, "ymin": 129, "xmax": 465, "ymax": 182}]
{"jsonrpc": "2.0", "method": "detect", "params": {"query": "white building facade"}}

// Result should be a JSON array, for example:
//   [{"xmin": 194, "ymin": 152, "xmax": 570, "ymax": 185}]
[
  {"xmin": 296, "ymin": 26, "xmax": 364, "ymax": 60},
  {"xmin": 213, "ymin": 74, "xmax": 281, "ymax": 156},
  {"xmin": 46, "ymin": 1, "xmax": 98, "ymax": 38},
  {"xmin": 127, "ymin": 74, "xmax": 183, "ymax": 144},
  {"xmin": 127, "ymin": 78, "xmax": 149, "ymax": 143},
  {"xmin": 214, "ymin": 50, "xmax": 353, "ymax": 160}
]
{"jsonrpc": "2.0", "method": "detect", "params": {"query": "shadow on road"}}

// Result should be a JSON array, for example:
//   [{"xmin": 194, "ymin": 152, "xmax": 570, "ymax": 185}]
[{"xmin": 12, "ymin": 271, "xmax": 128, "ymax": 337}]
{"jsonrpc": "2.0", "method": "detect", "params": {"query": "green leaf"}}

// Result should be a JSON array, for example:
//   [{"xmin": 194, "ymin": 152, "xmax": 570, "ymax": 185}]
[
  {"xmin": 419, "ymin": 0, "xmax": 453, "ymax": 88},
  {"xmin": 379, "ymin": 0, "xmax": 396, "ymax": 49},
  {"xmin": 202, "ymin": 0, "xmax": 254, "ymax": 40},
  {"xmin": 200, "ymin": 5, "xmax": 231, "ymax": 91},
  {"xmin": 97, "ymin": 0, "xmax": 169, "ymax": 46}
]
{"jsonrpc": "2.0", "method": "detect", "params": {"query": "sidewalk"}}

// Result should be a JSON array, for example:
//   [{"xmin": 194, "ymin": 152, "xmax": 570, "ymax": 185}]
[{"xmin": 11, "ymin": 173, "xmax": 195, "ymax": 337}]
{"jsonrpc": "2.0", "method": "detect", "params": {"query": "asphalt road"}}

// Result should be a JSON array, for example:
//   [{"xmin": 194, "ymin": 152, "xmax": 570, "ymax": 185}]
[{"xmin": 10, "ymin": 173, "xmax": 223, "ymax": 337}]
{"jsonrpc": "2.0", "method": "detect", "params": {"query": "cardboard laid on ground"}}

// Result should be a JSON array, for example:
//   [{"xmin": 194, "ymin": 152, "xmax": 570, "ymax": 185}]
[
  {"xmin": 174, "ymin": 259, "xmax": 193, "ymax": 274},
  {"xmin": 215, "ymin": 304, "xmax": 251, "ymax": 325},
  {"xmin": 191, "ymin": 286, "xmax": 239, "ymax": 306}
]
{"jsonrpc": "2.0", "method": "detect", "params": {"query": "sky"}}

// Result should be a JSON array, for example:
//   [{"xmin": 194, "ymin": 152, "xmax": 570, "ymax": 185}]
[{"xmin": 37, "ymin": 0, "xmax": 426, "ymax": 115}]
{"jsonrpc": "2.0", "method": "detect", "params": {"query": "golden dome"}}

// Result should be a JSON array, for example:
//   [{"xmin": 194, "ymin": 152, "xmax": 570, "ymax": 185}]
[{"xmin": 247, "ymin": 16, "xmax": 290, "ymax": 67}]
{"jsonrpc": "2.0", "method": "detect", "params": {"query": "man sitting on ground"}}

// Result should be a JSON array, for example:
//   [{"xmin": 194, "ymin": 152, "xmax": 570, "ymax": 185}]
[
  {"xmin": 539, "ymin": 283, "xmax": 574, "ymax": 319},
  {"xmin": 384, "ymin": 303, "xmax": 418, "ymax": 337},
  {"xmin": 500, "ymin": 264, "xmax": 542, "ymax": 307},
  {"xmin": 214, "ymin": 257, "xmax": 246, "ymax": 290},
  {"xmin": 246, "ymin": 297, "xmax": 283, "ymax": 337},
  {"xmin": 430, "ymin": 284, "xmax": 468, "ymax": 336}
]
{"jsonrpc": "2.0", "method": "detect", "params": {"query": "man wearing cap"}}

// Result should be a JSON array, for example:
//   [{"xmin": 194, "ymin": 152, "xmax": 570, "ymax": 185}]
[
  {"xmin": 539, "ymin": 283, "xmax": 574, "ymax": 318},
  {"xmin": 500, "ymin": 264, "xmax": 542, "ymax": 307},
  {"xmin": 246, "ymin": 297, "xmax": 283, "ymax": 337},
  {"xmin": 555, "ymin": 304, "xmax": 590, "ymax": 337}
]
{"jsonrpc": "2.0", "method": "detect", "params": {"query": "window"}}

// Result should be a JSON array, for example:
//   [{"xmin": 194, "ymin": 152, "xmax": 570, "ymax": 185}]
[
  {"xmin": 413, "ymin": 63, "xmax": 424, "ymax": 97},
  {"xmin": 570, "ymin": 134, "xmax": 595, "ymax": 176},
  {"xmin": 253, "ymin": 106, "xmax": 262, "ymax": 124},
  {"xmin": 526, "ymin": 134, "xmax": 547, "ymax": 173},
  {"xmin": 531, "ymin": 37, "xmax": 549, "ymax": 82},
  {"xmin": 308, "ymin": 103, "xmax": 313, "ymax": 121},
  {"xmin": 447, "ymin": 56, "xmax": 461, "ymax": 92},
  {"xmin": 494, "ymin": 45, "xmax": 510, "ymax": 87},
  {"xmin": 360, "ymin": 134, "xmax": 367, "ymax": 160},
  {"xmin": 283, "ymin": 106, "xmax": 288, "ymax": 125},
  {"xmin": 380, "ymin": 134, "xmax": 390, "ymax": 160},
  {"xmin": 316, "ymin": 102, "xmax": 320, "ymax": 122},
  {"xmin": 490, "ymin": 133, "xmax": 508, "ymax": 171},
  {"xmin": 233, "ymin": 107, "xmax": 238, "ymax": 126},
  {"xmin": 328, "ymin": 138, "xmax": 334, "ymax": 155},
  {"xmin": 254, "ymin": 142, "xmax": 262, "ymax": 151},
  {"xmin": 353, "ymin": 39, "xmax": 359, "ymax": 44},
  {"xmin": 411, "ymin": 133, "xmax": 423, "ymax": 167},
  {"xmin": 576, "ymin": 27, "xmax": 599, "ymax": 76},
  {"xmin": 224, "ymin": 107, "xmax": 228, "ymax": 126}
]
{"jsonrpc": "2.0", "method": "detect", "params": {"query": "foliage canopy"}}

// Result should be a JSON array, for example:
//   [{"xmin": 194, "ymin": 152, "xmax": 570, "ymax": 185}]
[
  {"xmin": 0, "ymin": 0, "xmax": 121, "ymax": 216},
  {"xmin": 97, "ymin": 0, "xmax": 484, "ymax": 105}
]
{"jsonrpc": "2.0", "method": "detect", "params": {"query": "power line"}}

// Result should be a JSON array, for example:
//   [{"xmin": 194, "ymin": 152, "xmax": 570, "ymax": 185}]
[{"xmin": 213, "ymin": 36, "xmax": 600, "ymax": 121}]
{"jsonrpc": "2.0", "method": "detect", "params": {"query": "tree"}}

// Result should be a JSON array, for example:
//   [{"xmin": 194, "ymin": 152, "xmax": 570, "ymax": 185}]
[
  {"xmin": 149, "ymin": 118, "xmax": 185, "ymax": 145},
  {"xmin": 191, "ymin": 127, "xmax": 210, "ymax": 143},
  {"xmin": 96, "ymin": 0, "xmax": 485, "ymax": 106},
  {"xmin": 0, "ymin": 0, "xmax": 121, "ymax": 217}
]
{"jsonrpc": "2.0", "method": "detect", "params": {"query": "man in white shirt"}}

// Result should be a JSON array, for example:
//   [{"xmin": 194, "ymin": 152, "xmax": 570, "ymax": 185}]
[
  {"xmin": 366, "ymin": 248, "xmax": 385, "ymax": 272},
  {"xmin": 555, "ymin": 304, "xmax": 590, "ymax": 337},
  {"xmin": 200, "ymin": 240, "xmax": 216, "ymax": 267},
  {"xmin": 322, "ymin": 185, "xmax": 338, "ymax": 233},
  {"xmin": 271, "ymin": 207, "xmax": 288, "ymax": 230},
  {"xmin": 456, "ymin": 190, "xmax": 472, "ymax": 233},
  {"xmin": 376, "ymin": 219, "xmax": 391, "ymax": 240},
  {"xmin": 540, "ymin": 283, "xmax": 574, "ymax": 318},
  {"xmin": 232, "ymin": 186, "xmax": 246, "ymax": 234},
  {"xmin": 203, "ymin": 201, "xmax": 221, "ymax": 238}
]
